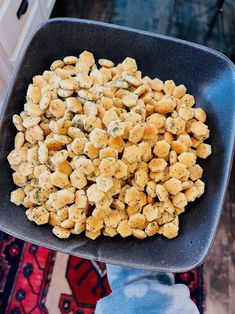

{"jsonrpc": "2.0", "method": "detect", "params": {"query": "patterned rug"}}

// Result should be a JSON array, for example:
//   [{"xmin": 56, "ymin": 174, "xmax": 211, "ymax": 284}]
[{"xmin": 0, "ymin": 233, "xmax": 204, "ymax": 314}]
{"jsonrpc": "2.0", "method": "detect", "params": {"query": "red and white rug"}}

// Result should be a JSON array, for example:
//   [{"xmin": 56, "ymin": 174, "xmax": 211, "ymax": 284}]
[{"xmin": 0, "ymin": 233, "xmax": 204, "ymax": 313}]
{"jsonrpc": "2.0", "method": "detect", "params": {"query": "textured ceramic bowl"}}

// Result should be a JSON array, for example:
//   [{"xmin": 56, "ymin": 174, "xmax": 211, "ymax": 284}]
[{"xmin": 0, "ymin": 18, "xmax": 234, "ymax": 272}]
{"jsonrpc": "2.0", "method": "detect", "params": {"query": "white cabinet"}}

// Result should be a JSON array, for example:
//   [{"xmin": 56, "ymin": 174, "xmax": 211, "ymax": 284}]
[
  {"xmin": 0, "ymin": 0, "xmax": 56, "ymax": 101},
  {"xmin": 41, "ymin": 0, "xmax": 56, "ymax": 16}
]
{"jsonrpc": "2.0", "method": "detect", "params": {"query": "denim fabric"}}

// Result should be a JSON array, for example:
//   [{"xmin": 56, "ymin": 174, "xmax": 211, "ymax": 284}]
[{"xmin": 95, "ymin": 265, "xmax": 200, "ymax": 314}]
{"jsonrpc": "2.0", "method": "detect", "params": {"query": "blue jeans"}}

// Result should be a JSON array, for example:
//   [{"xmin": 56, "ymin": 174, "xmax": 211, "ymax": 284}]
[{"xmin": 95, "ymin": 265, "xmax": 200, "ymax": 314}]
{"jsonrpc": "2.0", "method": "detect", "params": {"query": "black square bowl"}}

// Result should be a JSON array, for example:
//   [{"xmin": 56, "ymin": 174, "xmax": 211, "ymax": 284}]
[{"xmin": 0, "ymin": 18, "xmax": 234, "ymax": 272}]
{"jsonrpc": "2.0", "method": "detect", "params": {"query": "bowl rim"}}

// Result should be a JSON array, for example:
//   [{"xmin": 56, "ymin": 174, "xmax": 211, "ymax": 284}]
[
  {"xmin": 1, "ymin": 18, "xmax": 235, "ymax": 272},
  {"xmin": 1, "ymin": 17, "xmax": 235, "ymax": 126}
]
